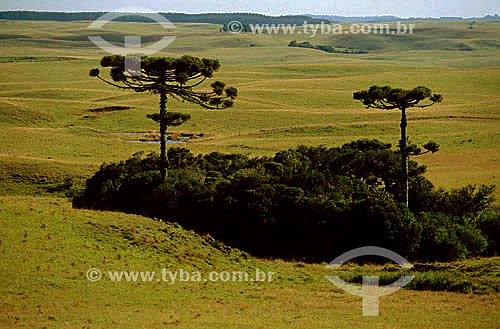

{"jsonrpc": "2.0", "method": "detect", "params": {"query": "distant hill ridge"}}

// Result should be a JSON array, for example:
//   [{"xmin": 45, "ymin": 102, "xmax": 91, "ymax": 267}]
[
  {"xmin": 309, "ymin": 14, "xmax": 500, "ymax": 22},
  {"xmin": 0, "ymin": 11, "xmax": 325, "ymax": 25},
  {"xmin": 1, "ymin": 11, "xmax": 498, "ymax": 25}
]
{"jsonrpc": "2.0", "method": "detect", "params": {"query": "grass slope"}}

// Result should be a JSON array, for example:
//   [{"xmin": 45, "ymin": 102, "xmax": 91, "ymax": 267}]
[{"xmin": 1, "ymin": 196, "xmax": 499, "ymax": 328}]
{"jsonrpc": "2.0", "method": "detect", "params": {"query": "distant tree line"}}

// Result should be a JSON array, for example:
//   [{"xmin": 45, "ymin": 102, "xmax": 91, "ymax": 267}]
[
  {"xmin": 309, "ymin": 14, "xmax": 500, "ymax": 23},
  {"xmin": 288, "ymin": 40, "xmax": 368, "ymax": 54},
  {"xmin": 0, "ymin": 11, "xmax": 325, "ymax": 25},
  {"xmin": 73, "ymin": 140, "xmax": 499, "ymax": 262},
  {"xmin": 1, "ymin": 11, "xmax": 498, "ymax": 24}
]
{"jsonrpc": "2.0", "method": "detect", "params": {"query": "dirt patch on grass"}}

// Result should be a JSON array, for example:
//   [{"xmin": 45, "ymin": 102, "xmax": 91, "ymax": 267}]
[
  {"xmin": 409, "ymin": 115, "xmax": 500, "ymax": 121},
  {"xmin": 115, "ymin": 131, "xmax": 205, "ymax": 144},
  {"xmin": 88, "ymin": 106, "xmax": 133, "ymax": 113},
  {"xmin": 0, "ymin": 56, "xmax": 76, "ymax": 63}
]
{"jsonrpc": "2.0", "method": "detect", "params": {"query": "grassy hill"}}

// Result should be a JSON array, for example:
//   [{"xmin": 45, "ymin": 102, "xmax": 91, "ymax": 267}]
[{"xmin": 1, "ymin": 196, "xmax": 499, "ymax": 328}]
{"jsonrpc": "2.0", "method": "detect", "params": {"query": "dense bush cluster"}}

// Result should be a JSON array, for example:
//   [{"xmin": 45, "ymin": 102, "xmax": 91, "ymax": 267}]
[
  {"xmin": 288, "ymin": 41, "xmax": 368, "ymax": 54},
  {"xmin": 73, "ymin": 140, "xmax": 498, "ymax": 262}
]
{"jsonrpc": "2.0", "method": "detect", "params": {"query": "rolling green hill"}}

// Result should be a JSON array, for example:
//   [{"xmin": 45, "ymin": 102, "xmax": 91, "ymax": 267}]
[
  {"xmin": 0, "ymin": 20, "xmax": 499, "ymax": 197},
  {"xmin": 1, "ymin": 196, "xmax": 499, "ymax": 328}
]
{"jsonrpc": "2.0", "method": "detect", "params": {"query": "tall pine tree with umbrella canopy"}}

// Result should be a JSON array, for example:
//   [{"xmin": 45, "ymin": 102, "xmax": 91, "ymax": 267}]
[
  {"xmin": 353, "ymin": 85, "xmax": 443, "ymax": 206},
  {"xmin": 89, "ymin": 55, "xmax": 238, "ymax": 181}
]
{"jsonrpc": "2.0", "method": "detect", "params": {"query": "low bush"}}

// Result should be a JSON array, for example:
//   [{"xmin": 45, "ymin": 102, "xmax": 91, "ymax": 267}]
[
  {"xmin": 476, "ymin": 210, "xmax": 500, "ymax": 256},
  {"xmin": 417, "ymin": 212, "xmax": 487, "ymax": 261},
  {"xmin": 73, "ymin": 140, "xmax": 498, "ymax": 262}
]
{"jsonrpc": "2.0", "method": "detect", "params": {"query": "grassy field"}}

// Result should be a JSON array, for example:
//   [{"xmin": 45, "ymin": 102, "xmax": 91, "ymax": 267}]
[
  {"xmin": 1, "ymin": 20, "xmax": 499, "ymax": 197},
  {"xmin": 0, "ymin": 19, "xmax": 499, "ymax": 327}
]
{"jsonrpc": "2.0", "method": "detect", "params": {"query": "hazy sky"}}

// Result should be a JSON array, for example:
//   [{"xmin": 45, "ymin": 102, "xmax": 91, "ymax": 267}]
[{"xmin": 1, "ymin": 0, "xmax": 499, "ymax": 17}]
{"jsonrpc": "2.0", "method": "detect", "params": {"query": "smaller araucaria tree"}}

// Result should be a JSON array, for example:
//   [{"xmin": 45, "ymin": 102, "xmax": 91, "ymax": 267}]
[
  {"xmin": 353, "ymin": 85, "xmax": 443, "ymax": 207},
  {"xmin": 90, "ymin": 55, "xmax": 238, "ymax": 181}
]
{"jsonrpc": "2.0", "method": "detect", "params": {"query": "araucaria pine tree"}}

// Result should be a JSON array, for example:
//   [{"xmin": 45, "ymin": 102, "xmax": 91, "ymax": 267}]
[
  {"xmin": 90, "ymin": 55, "xmax": 238, "ymax": 181},
  {"xmin": 353, "ymin": 85, "xmax": 443, "ymax": 206}
]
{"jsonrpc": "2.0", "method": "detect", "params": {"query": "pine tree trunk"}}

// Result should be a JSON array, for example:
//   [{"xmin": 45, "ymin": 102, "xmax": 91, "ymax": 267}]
[
  {"xmin": 159, "ymin": 89, "xmax": 168, "ymax": 181},
  {"xmin": 400, "ymin": 107, "xmax": 409, "ymax": 207}
]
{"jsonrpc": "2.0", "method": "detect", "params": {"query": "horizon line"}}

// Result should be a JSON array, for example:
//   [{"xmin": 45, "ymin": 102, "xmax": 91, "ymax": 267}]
[{"xmin": 0, "ymin": 9, "xmax": 499, "ymax": 20}]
